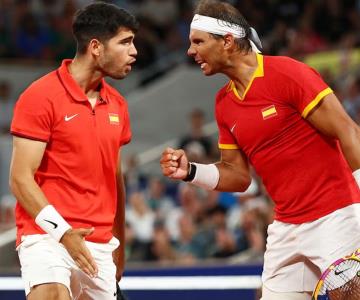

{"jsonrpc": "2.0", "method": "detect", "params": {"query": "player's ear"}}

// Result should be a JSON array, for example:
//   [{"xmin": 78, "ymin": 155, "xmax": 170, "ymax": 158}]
[
  {"xmin": 89, "ymin": 39, "xmax": 103, "ymax": 56},
  {"xmin": 223, "ymin": 34, "xmax": 235, "ymax": 50}
]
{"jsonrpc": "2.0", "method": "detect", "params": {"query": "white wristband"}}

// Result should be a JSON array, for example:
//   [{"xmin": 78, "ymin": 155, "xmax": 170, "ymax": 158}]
[
  {"xmin": 191, "ymin": 163, "xmax": 220, "ymax": 190},
  {"xmin": 353, "ymin": 169, "xmax": 360, "ymax": 188},
  {"xmin": 35, "ymin": 205, "xmax": 72, "ymax": 242}
]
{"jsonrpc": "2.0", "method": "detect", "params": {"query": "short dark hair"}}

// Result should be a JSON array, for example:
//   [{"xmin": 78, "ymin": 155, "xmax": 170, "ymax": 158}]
[
  {"xmin": 72, "ymin": 2, "xmax": 139, "ymax": 54},
  {"xmin": 194, "ymin": 0, "xmax": 251, "ymax": 52}
]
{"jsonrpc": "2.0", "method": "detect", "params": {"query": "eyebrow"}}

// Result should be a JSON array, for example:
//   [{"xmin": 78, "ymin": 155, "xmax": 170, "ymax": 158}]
[
  {"xmin": 120, "ymin": 36, "xmax": 134, "ymax": 43},
  {"xmin": 191, "ymin": 38, "xmax": 203, "ymax": 43}
]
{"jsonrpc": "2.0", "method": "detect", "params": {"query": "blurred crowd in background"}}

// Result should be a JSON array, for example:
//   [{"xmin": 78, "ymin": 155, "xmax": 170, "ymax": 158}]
[
  {"xmin": 1, "ymin": 0, "xmax": 360, "ymax": 64},
  {"xmin": 1, "ymin": 0, "xmax": 360, "ymax": 266}
]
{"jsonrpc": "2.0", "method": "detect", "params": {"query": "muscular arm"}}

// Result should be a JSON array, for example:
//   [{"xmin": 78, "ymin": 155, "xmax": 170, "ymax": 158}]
[
  {"xmin": 215, "ymin": 148, "xmax": 251, "ymax": 192},
  {"xmin": 113, "ymin": 150, "xmax": 126, "ymax": 282},
  {"xmin": 306, "ymin": 93, "xmax": 360, "ymax": 170},
  {"xmin": 160, "ymin": 147, "xmax": 251, "ymax": 192},
  {"xmin": 9, "ymin": 136, "xmax": 49, "ymax": 217}
]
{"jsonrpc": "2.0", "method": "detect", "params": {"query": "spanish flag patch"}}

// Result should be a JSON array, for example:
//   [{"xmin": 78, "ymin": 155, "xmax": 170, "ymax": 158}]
[
  {"xmin": 261, "ymin": 105, "xmax": 277, "ymax": 120},
  {"xmin": 109, "ymin": 113, "xmax": 119, "ymax": 125}
]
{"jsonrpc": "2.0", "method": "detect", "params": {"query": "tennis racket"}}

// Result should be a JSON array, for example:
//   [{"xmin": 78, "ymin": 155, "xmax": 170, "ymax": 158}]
[{"xmin": 312, "ymin": 248, "xmax": 360, "ymax": 300}]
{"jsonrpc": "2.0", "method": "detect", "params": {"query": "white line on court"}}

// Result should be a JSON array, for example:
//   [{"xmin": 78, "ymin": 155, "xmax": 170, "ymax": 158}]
[
  {"xmin": 0, "ymin": 276, "xmax": 262, "ymax": 291},
  {"xmin": 0, "ymin": 227, "xmax": 16, "ymax": 247}
]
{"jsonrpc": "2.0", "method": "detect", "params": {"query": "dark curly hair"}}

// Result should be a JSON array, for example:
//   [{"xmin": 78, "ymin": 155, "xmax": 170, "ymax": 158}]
[{"xmin": 73, "ymin": 2, "xmax": 139, "ymax": 54}]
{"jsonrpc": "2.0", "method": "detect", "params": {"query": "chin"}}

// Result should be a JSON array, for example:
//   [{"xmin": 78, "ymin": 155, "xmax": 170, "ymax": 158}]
[
  {"xmin": 203, "ymin": 69, "xmax": 215, "ymax": 76},
  {"xmin": 109, "ymin": 73, "xmax": 126, "ymax": 80}
]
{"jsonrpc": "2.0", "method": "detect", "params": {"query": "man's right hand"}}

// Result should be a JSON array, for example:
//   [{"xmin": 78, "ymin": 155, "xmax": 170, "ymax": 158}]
[
  {"xmin": 60, "ymin": 228, "xmax": 98, "ymax": 277},
  {"xmin": 160, "ymin": 147, "xmax": 189, "ymax": 180}
]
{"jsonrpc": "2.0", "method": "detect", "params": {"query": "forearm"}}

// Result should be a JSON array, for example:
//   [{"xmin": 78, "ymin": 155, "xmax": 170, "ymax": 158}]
[
  {"xmin": 9, "ymin": 172, "xmax": 49, "ymax": 218},
  {"xmin": 216, "ymin": 162, "xmax": 251, "ymax": 192},
  {"xmin": 10, "ymin": 171, "xmax": 72, "ymax": 241}
]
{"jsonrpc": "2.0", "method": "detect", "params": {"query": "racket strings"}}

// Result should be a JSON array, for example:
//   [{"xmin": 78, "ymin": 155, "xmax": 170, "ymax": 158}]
[
  {"xmin": 327, "ymin": 277, "xmax": 360, "ymax": 300},
  {"xmin": 320, "ymin": 259, "xmax": 360, "ymax": 300}
]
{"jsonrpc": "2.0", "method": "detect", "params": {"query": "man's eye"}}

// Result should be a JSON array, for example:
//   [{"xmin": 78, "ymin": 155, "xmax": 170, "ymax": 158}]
[{"xmin": 121, "ymin": 39, "xmax": 132, "ymax": 45}]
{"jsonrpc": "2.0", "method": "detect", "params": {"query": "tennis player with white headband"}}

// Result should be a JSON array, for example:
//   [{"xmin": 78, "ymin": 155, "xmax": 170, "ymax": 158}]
[
  {"xmin": 160, "ymin": 0, "xmax": 360, "ymax": 300},
  {"xmin": 190, "ymin": 13, "xmax": 262, "ymax": 54}
]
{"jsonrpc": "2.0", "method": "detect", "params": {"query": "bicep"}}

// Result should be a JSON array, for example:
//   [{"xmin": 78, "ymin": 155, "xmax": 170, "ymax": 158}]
[
  {"xmin": 10, "ymin": 136, "xmax": 47, "ymax": 176},
  {"xmin": 306, "ymin": 93, "xmax": 358, "ymax": 139},
  {"xmin": 219, "ymin": 148, "xmax": 249, "ymax": 170}
]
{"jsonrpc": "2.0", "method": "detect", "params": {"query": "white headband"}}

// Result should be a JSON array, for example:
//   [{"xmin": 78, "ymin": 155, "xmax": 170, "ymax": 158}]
[
  {"xmin": 190, "ymin": 14, "xmax": 261, "ymax": 53},
  {"xmin": 191, "ymin": 14, "xmax": 245, "ymax": 38}
]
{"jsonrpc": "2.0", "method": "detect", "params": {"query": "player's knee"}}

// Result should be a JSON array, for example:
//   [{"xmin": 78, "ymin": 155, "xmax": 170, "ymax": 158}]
[{"xmin": 261, "ymin": 285, "xmax": 312, "ymax": 300}]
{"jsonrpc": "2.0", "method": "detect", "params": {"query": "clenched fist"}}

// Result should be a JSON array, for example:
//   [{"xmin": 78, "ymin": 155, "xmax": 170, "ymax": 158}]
[{"xmin": 160, "ymin": 147, "xmax": 189, "ymax": 180}]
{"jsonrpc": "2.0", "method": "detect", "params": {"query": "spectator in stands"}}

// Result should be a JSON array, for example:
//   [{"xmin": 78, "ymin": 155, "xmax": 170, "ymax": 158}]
[
  {"xmin": 148, "ymin": 221, "xmax": 176, "ymax": 263},
  {"xmin": 175, "ymin": 213, "xmax": 214, "ymax": 263},
  {"xmin": 178, "ymin": 108, "xmax": 214, "ymax": 163},
  {"xmin": 126, "ymin": 191, "xmax": 155, "ymax": 239},
  {"xmin": 124, "ymin": 153, "xmax": 148, "ymax": 195},
  {"xmin": 125, "ymin": 220, "xmax": 152, "ymax": 262},
  {"xmin": 226, "ymin": 176, "xmax": 261, "ymax": 232},
  {"xmin": 165, "ymin": 183, "xmax": 203, "ymax": 242},
  {"xmin": 174, "ymin": 214, "xmax": 198, "ymax": 263},
  {"xmin": 213, "ymin": 226, "xmax": 237, "ymax": 258},
  {"xmin": 230, "ymin": 204, "xmax": 269, "ymax": 264},
  {"xmin": 145, "ymin": 176, "xmax": 175, "ymax": 219},
  {"xmin": 205, "ymin": 204, "xmax": 237, "ymax": 258}
]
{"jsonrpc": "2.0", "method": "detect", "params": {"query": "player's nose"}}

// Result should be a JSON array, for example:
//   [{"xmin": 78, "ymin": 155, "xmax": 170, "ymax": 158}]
[
  {"xmin": 187, "ymin": 45, "xmax": 196, "ymax": 57},
  {"xmin": 130, "ymin": 43, "xmax": 137, "ymax": 57}
]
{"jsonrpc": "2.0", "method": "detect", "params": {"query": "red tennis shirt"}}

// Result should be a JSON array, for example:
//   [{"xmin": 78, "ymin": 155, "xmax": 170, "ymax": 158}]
[
  {"xmin": 216, "ymin": 53, "xmax": 360, "ymax": 223},
  {"xmin": 11, "ymin": 59, "xmax": 131, "ymax": 244}
]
